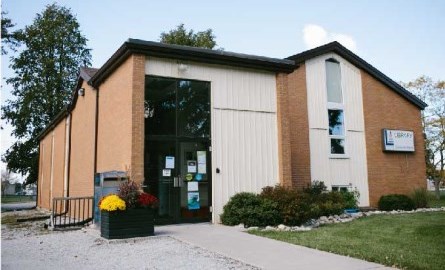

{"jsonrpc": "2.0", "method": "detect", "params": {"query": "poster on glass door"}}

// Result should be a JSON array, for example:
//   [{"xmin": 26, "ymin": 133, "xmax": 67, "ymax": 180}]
[
  {"xmin": 187, "ymin": 192, "xmax": 200, "ymax": 210},
  {"xmin": 197, "ymin": 151, "xmax": 206, "ymax": 174}
]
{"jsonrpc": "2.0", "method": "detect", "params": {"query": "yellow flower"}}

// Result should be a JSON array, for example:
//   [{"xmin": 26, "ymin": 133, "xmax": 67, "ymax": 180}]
[{"xmin": 99, "ymin": 194, "xmax": 126, "ymax": 211}]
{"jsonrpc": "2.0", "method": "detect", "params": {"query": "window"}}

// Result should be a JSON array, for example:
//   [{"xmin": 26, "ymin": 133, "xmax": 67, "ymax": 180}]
[
  {"xmin": 326, "ymin": 58, "xmax": 346, "ymax": 155},
  {"xmin": 332, "ymin": 185, "xmax": 349, "ymax": 192},
  {"xmin": 326, "ymin": 59, "xmax": 342, "ymax": 103},
  {"xmin": 328, "ymin": 109, "xmax": 345, "ymax": 154}
]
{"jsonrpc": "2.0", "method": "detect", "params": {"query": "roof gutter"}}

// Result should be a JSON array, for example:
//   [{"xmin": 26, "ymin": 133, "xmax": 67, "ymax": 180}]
[{"xmin": 89, "ymin": 39, "xmax": 295, "ymax": 88}]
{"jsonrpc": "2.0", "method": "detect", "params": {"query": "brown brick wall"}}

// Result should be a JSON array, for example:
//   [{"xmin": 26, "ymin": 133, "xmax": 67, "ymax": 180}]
[
  {"xmin": 69, "ymin": 80, "xmax": 96, "ymax": 197},
  {"xmin": 285, "ymin": 65, "xmax": 312, "ymax": 189},
  {"xmin": 52, "ymin": 118, "xmax": 67, "ymax": 200},
  {"xmin": 38, "ymin": 134, "xmax": 52, "ymax": 209},
  {"xmin": 276, "ymin": 73, "xmax": 292, "ymax": 187},
  {"xmin": 37, "ymin": 117, "xmax": 66, "ymax": 209},
  {"xmin": 97, "ymin": 54, "xmax": 145, "ymax": 184},
  {"xmin": 362, "ymin": 72, "xmax": 426, "ymax": 207},
  {"xmin": 131, "ymin": 54, "xmax": 146, "ymax": 184}
]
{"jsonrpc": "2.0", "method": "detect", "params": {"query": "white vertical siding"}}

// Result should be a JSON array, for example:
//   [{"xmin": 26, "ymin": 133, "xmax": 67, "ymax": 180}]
[
  {"xmin": 306, "ymin": 53, "xmax": 369, "ymax": 206},
  {"xmin": 146, "ymin": 57, "xmax": 279, "ymax": 222}
]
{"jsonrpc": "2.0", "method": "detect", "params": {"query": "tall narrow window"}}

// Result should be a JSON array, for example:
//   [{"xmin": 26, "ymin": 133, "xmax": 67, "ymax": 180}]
[
  {"xmin": 326, "ymin": 58, "xmax": 346, "ymax": 155},
  {"xmin": 326, "ymin": 59, "xmax": 342, "ymax": 103}
]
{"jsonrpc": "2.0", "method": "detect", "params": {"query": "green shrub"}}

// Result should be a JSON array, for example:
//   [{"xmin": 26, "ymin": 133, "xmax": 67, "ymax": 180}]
[
  {"xmin": 220, "ymin": 192, "xmax": 281, "ymax": 227},
  {"xmin": 222, "ymin": 182, "xmax": 356, "ymax": 227},
  {"xmin": 378, "ymin": 194, "xmax": 416, "ymax": 211},
  {"xmin": 260, "ymin": 182, "xmax": 348, "ymax": 226},
  {"xmin": 260, "ymin": 185, "xmax": 299, "ymax": 225},
  {"xmin": 339, "ymin": 189, "xmax": 360, "ymax": 209},
  {"xmin": 303, "ymin": 180, "xmax": 326, "ymax": 197},
  {"xmin": 410, "ymin": 188, "xmax": 431, "ymax": 208}
]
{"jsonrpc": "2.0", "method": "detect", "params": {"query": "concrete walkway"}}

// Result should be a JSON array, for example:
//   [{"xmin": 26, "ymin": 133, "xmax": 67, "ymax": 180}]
[
  {"xmin": 157, "ymin": 223, "xmax": 394, "ymax": 270},
  {"xmin": 1, "ymin": 202, "xmax": 36, "ymax": 212}
]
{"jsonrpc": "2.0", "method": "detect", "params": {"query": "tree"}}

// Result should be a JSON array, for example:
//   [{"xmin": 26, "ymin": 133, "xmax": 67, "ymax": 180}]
[
  {"xmin": 1, "ymin": 4, "xmax": 92, "ymax": 185},
  {"xmin": 1, "ymin": 11, "xmax": 17, "ymax": 54},
  {"xmin": 1, "ymin": 170, "xmax": 18, "ymax": 194},
  {"xmin": 160, "ymin": 23, "xmax": 219, "ymax": 49},
  {"xmin": 404, "ymin": 76, "xmax": 445, "ymax": 199}
]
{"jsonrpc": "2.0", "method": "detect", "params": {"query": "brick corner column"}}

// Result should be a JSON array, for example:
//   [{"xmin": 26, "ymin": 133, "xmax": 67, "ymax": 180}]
[
  {"xmin": 131, "ymin": 54, "xmax": 146, "ymax": 185},
  {"xmin": 276, "ymin": 73, "xmax": 292, "ymax": 187}
]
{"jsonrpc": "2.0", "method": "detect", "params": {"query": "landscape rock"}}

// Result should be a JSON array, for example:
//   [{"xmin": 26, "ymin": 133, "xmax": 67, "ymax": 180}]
[
  {"xmin": 264, "ymin": 226, "xmax": 276, "ymax": 231},
  {"xmin": 246, "ymin": 227, "xmax": 259, "ymax": 231}
]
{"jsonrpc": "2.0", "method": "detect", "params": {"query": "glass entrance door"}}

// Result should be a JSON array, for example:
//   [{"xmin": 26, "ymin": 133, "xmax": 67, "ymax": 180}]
[
  {"xmin": 144, "ymin": 76, "xmax": 211, "ymax": 224},
  {"xmin": 178, "ymin": 141, "xmax": 211, "ymax": 222}
]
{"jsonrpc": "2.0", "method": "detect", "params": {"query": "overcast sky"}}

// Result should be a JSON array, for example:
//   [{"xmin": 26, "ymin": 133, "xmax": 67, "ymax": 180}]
[{"xmin": 1, "ymin": 0, "xmax": 444, "ymax": 178}]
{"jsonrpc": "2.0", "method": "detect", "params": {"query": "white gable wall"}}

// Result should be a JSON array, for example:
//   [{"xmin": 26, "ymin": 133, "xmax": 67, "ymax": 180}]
[{"xmin": 305, "ymin": 53, "xmax": 370, "ymax": 206}]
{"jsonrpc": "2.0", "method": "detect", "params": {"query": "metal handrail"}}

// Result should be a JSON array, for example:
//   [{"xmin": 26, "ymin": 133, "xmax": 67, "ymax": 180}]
[{"xmin": 51, "ymin": 196, "xmax": 94, "ymax": 228}]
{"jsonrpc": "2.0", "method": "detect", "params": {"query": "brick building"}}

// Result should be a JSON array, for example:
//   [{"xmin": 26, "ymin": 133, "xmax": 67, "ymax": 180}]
[{"xmin": 37, "ymin": 40, "xmax": 426, "ymax": 223}]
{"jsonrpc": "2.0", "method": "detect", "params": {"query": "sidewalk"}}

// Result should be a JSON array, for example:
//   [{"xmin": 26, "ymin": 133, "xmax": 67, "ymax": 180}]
[
  {"xmin": 157, "ymin": 223, "xmax": 394, "ymax": 270},
  {"xmin": 1, "ymin": 201, "xmax": 36, "ymax": 212}
]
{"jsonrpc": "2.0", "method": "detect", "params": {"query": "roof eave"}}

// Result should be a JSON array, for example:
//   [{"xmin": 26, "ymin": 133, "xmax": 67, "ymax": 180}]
[
  {"xmin": 36, "ymin": 107, "xmax": 70, "ymax": 141},
  {"xmin": 89, "ymin": 39, "xmax": 295, "ymax": 88}
]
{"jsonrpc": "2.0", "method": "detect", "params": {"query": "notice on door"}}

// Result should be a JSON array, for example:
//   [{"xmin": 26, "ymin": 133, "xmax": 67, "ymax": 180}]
[
  {"xmin": 165, "ymin": 156, "xmax": 175, "ymax": 169},
  {"xmin": 187, "ymin": 192, "xmax": 200, "ymax": 210},
  {"xmin": 197, "ymin": 151, "xmax": 206, "ymax": 174},
  {"xmin": 187, "ymin": 160, "xmax": 197, "ymax": 173},
  {"xmin": 162, "ymin": 169, "xmax": 171, "ymax": 177},
  {"xmin": 187, "ymin": 182, "xmax": 199, "ymax": 191}
]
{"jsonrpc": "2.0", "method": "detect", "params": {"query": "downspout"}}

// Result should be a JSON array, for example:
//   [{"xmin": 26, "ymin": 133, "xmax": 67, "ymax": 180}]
[
  {"xmin": 49, "ymin": 130, "xmax": 55, "ymax": 210},
  {"xmin": 63, "ymin": 114, "xmax": 71, "ymax": 198},
  {"xmin": 94, "ymin": 86, "xmax": 99, "ymax": 179},
  {"xmin": 67, "ymin": 112, "xmax": 72, "ymax": 198},
  {"xmin": 37, "ymin": 143, "xmax": 43, "ymax": 207}
]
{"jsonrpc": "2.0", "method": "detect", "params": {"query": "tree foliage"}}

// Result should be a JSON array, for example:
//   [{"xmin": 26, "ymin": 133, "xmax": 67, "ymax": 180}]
[
  {"xmin": 1, "ymin": 11, "xmax": 17, "ymax": 54},
  {"xmin": 2, "ymin": 4, "xmax": 91, "ymax": 184},
  {"xmin": 404, "ymin": 76, "xmax": 445, "ymax": 198},
  {"xmin": 160, "ymin": 23, "xmax": 219, "ymax": 49}
]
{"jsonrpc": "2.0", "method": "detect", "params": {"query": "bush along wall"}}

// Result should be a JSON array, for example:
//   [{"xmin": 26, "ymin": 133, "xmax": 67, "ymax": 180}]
[
  {"xmin": 378, "ymin": 194, "xmax": 416, "ymax": 211},
  {"xmin": 220, "ymin": 192, "xmax": 281, "ymax": 227},
  {"xmin": 221, "ymin": 182, "xmax": 358, "ymax": 227}
]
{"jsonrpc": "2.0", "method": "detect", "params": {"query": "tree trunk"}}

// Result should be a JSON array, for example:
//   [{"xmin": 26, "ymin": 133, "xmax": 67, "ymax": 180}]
[{"xmin": 434, "ymin": 178, "xmax": 441, "ymax": 199}]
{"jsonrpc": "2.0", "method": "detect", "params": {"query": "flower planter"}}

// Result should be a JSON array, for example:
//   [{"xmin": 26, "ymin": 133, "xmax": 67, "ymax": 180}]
[{"xmin": 100, "ymin": 208, "xmax": 154, "ymax": 239}]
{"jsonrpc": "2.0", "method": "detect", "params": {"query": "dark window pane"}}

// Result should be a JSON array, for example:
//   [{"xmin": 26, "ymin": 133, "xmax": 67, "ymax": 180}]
[
  {"xmin": 177, "ymin": 80, "xmax": 210, "ymax": 138},
  {"xmin": 328, "ymin": 109, "xmax": 344, "ymax": 135},
  {"xmin": 331, "ymin": 138, "xmax": 345, "ymax": 154},
  {"xmin": 145, "ymin": 77, "xmax": 176, "ymax": 136},
  {"xmin": 326, "ymin": 59, "xmax": 342, "ymax": 103}
]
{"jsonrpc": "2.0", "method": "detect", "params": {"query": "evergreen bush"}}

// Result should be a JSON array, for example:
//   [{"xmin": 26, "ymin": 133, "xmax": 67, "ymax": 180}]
[{"xmin": 378, "ymin": 194, "xmax": 416, "ymax": 211}]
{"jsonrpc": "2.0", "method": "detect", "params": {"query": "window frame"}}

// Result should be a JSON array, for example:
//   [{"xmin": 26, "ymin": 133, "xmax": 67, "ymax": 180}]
[
  {"xmin": 325, "ymin": 58, "xmax": 347, "ymax": 158},
  {"xmin": 325, "ymin": 58, "xmax": 343, "ymax": 104}
]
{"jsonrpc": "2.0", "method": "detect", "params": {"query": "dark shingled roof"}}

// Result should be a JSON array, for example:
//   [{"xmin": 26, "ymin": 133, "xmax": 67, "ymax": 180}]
[
  {"xmin": 80, "ymin": 67, "xmax": 99, "ymax": 81},
  {"xmin": 88, "ymin": 39, "xmax": 295, "ymax": 88}
]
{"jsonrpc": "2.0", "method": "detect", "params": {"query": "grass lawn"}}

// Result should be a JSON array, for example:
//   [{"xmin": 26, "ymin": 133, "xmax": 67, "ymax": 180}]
[
  {"xmin": 250, "ymin": 212, "xmax": 445, "ymax": 270},
  {"xmin": 429, "ymin": 190, "xmax": 445, "ymax": 207},
  {"xmin": 1, "ymin": 195, "xmax": 35, "ymax": 204}
]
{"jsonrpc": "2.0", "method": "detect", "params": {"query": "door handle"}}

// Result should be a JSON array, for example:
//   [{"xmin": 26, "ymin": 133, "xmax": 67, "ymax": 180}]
[
  {"xmin": 173, "ymin": 177, "xmax": 179, "ymax": 187},
  {"xmin": 178, "ymin": 175, "xmax": 183, "ymax": 187}
]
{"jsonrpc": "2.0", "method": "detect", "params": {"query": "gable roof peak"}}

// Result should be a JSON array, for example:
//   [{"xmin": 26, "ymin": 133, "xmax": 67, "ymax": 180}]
[{"xmin": 287, "ymin": 42, "xmax": 427, "ymax": 110}]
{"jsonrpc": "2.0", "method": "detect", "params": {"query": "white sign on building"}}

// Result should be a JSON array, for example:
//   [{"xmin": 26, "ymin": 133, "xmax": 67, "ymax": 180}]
[{"xmin": 383, "ymin": 129, "xmax": 415, "ymax": 152}]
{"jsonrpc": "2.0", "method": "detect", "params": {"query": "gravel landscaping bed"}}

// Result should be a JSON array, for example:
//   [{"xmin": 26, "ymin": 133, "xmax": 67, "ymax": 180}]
[{"xmin": 1, "ymin": 210, "xmax": 259, "ymax": 270}]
